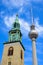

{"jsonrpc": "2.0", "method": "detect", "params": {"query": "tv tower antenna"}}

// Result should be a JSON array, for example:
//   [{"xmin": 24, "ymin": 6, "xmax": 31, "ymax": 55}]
[{"xmin": 30, "ymin": 6, "xmax": 34, "ymax": 25}]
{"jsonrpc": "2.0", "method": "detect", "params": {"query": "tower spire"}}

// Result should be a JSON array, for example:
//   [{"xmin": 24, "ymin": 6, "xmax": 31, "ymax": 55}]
[
  {"xmin": 15, "ymin": 14, "xmax": 19, "ymax": 23},
  {"xmin": 30, "ymin": 7, "xmax": 35, "ymax": 30},
  {"xmin": 29, "ymin": 7, "xmax": 38, "ymax": 65},
  {"xmin": 9, "ymin": 14, "xmax": 22, "ymax": 42},
  {"xmin": 12, "ymin": 14, "xmax": 20, "ymax": 30},
  {"xmin": 31, "ymin": 7, "xmax": 34, "ymax": 25}
]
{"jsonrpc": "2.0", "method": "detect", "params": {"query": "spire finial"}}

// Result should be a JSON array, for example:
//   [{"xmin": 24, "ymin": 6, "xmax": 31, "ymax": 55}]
[
  {"xmin": 15, "ymin": 14, "xmax": 19, "ymax": 23},
  {"xmin": 16, "ymin": 14, "xmax": 18, "ymax": 17},
  {"xmin": 16, "ymin": 13, "xmax": 18, "ymax": 20}
]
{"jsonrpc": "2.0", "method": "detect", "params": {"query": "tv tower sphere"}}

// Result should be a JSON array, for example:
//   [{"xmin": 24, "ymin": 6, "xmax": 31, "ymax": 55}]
[{"xmin": 29, "ymin": 24, "xmax": 38, "ymax": 40}]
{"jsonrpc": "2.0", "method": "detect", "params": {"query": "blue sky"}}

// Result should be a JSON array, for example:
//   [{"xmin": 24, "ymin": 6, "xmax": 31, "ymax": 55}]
[{"xmin": 0, "ymin": 0, "xmax": 43, "ymax": 65}]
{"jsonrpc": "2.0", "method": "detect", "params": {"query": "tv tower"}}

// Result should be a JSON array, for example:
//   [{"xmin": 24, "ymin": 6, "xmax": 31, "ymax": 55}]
[{"xmin": 29, "ymin": 8, "xmax": 38, "ymax": 65}]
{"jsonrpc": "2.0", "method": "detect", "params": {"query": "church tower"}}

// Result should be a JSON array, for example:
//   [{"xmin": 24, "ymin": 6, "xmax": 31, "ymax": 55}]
[{"xmin": 2, "ymin": 14, "xmax": 25, "ymax": 65}]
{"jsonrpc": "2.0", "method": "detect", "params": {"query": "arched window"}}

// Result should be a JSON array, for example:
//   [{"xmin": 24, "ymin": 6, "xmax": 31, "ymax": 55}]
[
  {"xmin": 21, "ymin": 50, "xmax": 23, "ymax": 59},
  {"xmin": 8, "ymin": 47, "xmax": 13, "ymax": 56}
]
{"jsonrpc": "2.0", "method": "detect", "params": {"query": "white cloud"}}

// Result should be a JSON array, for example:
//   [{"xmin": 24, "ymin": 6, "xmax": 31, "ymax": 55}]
[
  {"xmin": 3, "ymin": 15, "xmax": 43, "ymax": 38},
  {"xmin": 2, "ymin": 0, "xmax": 43, "ymax": 9},
  {"xmin": 35, "ymin": 18, "xmax": 43, "ymax": 37},
  {"xmin": 2, "ymin": 0, "xmax": 27, "ymax": 8},
  {"xmin": 4, "ymin": 15, "xmax": 15, "ymax": 28},
  {"xmin": 4, "ymin": 15, "xmax": 30, "ymax": 37}
]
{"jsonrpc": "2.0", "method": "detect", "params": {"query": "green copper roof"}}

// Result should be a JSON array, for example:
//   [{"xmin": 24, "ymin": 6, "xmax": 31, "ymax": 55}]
[
  {"xmin": 12, "ymin": 14, "xmax": 20, "ymax": 30},
  {"xmin": 9, "ymin": 14, "xmax": 22, "ymax": 42}
]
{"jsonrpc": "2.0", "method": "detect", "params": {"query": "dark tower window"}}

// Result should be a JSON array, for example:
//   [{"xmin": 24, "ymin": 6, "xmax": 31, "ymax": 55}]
[
  {"xmin": 8, "ymin": 47, "xmax": 13, "ymax": 56},
  {"xmin": 8, "ymin": 62, "xmax": 11, "ymax": 65},
  {"xmin": 21, "ymin": 50, "xmax": 23, "ymax": 59},
  {"xmin": 14, "ymin": 23, "xmax": 16, "ymax": 28}
]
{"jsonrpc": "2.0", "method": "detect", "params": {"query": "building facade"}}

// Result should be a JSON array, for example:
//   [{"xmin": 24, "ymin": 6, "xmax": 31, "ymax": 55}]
[{"xmin": 2, "ymin": 15, "xmax": 25, "ymax": 65}]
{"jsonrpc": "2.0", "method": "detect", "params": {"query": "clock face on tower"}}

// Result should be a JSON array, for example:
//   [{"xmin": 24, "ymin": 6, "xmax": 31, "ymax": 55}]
[{"xmin": 11, "ymin": 32, "xmax": 20, "ymax": 42}]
